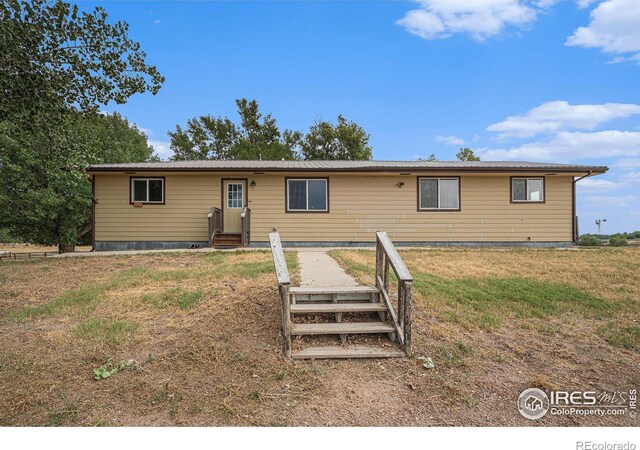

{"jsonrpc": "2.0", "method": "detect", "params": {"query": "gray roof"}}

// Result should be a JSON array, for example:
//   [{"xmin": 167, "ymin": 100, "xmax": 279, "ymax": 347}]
[{"xmin": 87, "ymin": 160, "xmax": 608, "ymax": 173}]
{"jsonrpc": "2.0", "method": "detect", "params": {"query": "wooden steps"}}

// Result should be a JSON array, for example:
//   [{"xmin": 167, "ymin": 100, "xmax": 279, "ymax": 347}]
[
  {"xmin": 291, "ymin": 321, "xmax": 395, "ymax": 336},
  {"xmin": 290, "ymin": 303, "xmax": 387, "ymax": 314},
  {"xmin": 212, "ymin": 233, "xmax": 241, "ymax": 249},
  {"xmin": 292, "ymin": 346, "xmax": 405, "ymax": 360},
  {"xmin": 290, "ymin": 287, "xmax": 379, "ymax": 295}
]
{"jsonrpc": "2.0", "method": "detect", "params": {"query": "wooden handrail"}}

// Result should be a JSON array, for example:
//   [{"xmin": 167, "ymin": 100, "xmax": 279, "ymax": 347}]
[
  {"xmin": 376, "ymin": 231, "xmax": 413, "ymax": 282},
  {"xmin": 375, "ymin": 231, "xmax": 413, "ymax": 357},
  {"xmin": 269, "ymin": 231, "xmax": 291, "ymax": 357},
  {"xmin": 208, "ymin": 207, "xmax": 222, "ymax": 244},
  {"xmin": 241, "ymin": 206, "xmax": 251, "ymax": 247},
  {"xmin": 269, "ymin": 231, "xmax": 290, "ymax": 286}
]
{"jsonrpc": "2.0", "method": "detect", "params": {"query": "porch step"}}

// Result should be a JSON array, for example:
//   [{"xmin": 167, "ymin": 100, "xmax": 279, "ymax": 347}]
[
  {"xmin": 291, "ymin": 321, "xmax": 395, "ymax": 336},
  {"xmin": 292, "ymin": 345, "xmax": 404, "ymax": 360},
  {"xmin": 290, "ymin": 286, "xmax": 378, "ymax": 295},
  {"xmin": 212, "ymin": 233, "xmax": 241, "ymax": 249},
  {"xmin": 290, "ymin": 303, "xmax": 387, "ymax": 314}
]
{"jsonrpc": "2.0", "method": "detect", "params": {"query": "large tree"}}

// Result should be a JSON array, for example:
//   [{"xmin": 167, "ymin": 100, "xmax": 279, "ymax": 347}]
[
  {"xmin": 300, "ymin": 115, "xmax": 372, "ymax": 161},
  {"xmin": 170, "ymin": 99, "xmax": 302, "ymax": 161},
  {"xmin": 0, "ymin": 0, "xmax": 163, "ymax": 250}
]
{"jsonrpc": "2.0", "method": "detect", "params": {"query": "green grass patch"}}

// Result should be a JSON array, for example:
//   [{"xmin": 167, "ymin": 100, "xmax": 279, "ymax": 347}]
[
  {"xmin": 74, "ymin": 317, "xmax": 139, "ymax": 345},
  {"xmin": 140, "ymin": 287, "xmax": 204, "ymax": 309},
  {"xmin": 414, "ymin": 274, "xmax": 612, "ymax": 329},
  {"xmin": 236, "ymin": 261, "xmax": 275, "ymax": 278},
  {"xmin": 597, "ymin": 323, "xmax": 640, "ymax": 349},
  {"xmin": 12, "ymin": 284, "xmax": 107, "ymax": 321}
]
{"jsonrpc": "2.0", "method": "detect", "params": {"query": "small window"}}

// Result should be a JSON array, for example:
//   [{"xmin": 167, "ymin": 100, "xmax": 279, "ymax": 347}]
[
  {"xmin": 227, "ymin": 183, "xmax": 244, "ymax": 209},
  {"xmin": 286, "ymin": 178, "xmax": 328, "ymax": 212},
  {"xmin": 512, "ymin": 177, "xmax": 544, "ymax": 202},
  {"xmin": 131, "ymin": 178, "xmax": 164, "ymax": 204},
  {"xmin": 418, "ymin": 177, "xmax": 460, "ymax": 210}
]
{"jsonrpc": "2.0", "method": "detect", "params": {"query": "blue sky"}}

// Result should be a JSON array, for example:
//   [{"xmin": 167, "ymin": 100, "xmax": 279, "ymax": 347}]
[{"xmin": 87, "ymin": 0, "xmax": 640, "ymax": 233}]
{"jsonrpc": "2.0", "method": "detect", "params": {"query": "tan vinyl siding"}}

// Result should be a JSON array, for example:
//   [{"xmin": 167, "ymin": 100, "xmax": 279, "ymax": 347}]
[{"xmin": 93, "ymin": 172, "xmax": 574, "ymax": 243}]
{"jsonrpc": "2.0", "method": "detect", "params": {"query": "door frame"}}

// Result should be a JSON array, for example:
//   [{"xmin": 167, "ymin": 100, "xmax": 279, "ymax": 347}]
[{"xmin": 221, "ymin": 178, "xmax": 248, "ymax": 233}]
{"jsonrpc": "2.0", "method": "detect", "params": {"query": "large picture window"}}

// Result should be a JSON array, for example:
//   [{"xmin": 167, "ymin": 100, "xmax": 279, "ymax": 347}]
[
  {"xmin": 418, "ymin": 177, "xmax": 460, "ymax": 210},
  {"xmin": 286, "ymin": 178, "xmax": 328, "ymax": 212},
  {"xmin": 131, "ymin": 178, "xmax": 164, "ymax": 204},
  {"xmin": 511, "ymin": 177, "xmax": 544, "ymax": 203}
]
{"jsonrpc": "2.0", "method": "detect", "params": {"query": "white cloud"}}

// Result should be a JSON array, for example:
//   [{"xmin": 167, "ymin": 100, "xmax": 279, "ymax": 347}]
[
  {"xmin": 435, "ymin": 134, "xmax": 465, "ymax": 146},
  {"xmin": 149, "ymin": 140, "xmax": 173, "ymax": 160},
  {"xmin": 153, "ymin": 19, "xmax": 161, "ymax": 25},
  {"xmin": 566, "ymin": 0, "xmax": 640, "ymax": 61},
  {"xmin": 576, "ymin": 0, "xmax": 600, "ymax": 8},
  {"xmin": 585, "ymin": 194, "xmax": 637, "ymax": 207},
  {"xmin": 486, "ymin": 101, "xmax": 640, "ymax": 138},
  {"xmin": 577, "ymin": 178, "xmax": 623, "ymax": 191},
  {"xmin": 396, "ymin": 0, "xmax": 546, "ymax": 41},
  {"xmin": 620, "ymin": 171, "xmax": 640, "ymax": 183},
  {"xmin": 613, "ymin": 158, "xmax": 640, "ymax": 169},
  {"xmin": 480, "ymin": 130, "xmax": 640, "ymax": 161}
]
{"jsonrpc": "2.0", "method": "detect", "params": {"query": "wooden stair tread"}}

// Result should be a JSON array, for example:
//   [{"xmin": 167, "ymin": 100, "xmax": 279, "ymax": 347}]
[
  {"xmin": 291, "ymin": 321, "xmax": 395, "ymax": 335},
  {"xmin": 290, "ymin": 303, "xmax": 387, "ymax": 313},
  {"xmin": 290, "ymin": 286, "xmax": 378, "ymax": 295},
  {"xmin": 292, "ymin": 346, "xmax": 404, "ymax": 359}
]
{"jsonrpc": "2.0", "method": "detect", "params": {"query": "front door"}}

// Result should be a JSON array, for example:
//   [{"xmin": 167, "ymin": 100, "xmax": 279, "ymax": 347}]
[{"xmin": 223, "ymin": 180, "xmax": 246, "ymax": 233}]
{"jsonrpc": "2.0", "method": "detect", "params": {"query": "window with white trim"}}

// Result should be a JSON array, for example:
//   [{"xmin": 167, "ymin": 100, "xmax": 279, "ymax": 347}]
[
  {"xmin": 287, "ymin": 178, "xmax": 328, "ymax": 212},
  {"xmin": 512, "ymin": 178, "xmax": 544, "ymax": 202},
  {"xmin": 227, "ymin": 183, "xmax": 244, "ymax": 209},
  {"xmin": 131, "ymin": 178, "xmax": 164, "ymax": 203},
  {"xmin": 418, "ymin": 177, "xmax": 460, "ymax": 210}
]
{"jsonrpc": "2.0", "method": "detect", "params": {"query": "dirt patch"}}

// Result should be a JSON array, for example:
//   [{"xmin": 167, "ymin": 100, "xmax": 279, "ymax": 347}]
[{"xmin": 0, "ymin": 249, "xmax": 638, "ymax": 426}]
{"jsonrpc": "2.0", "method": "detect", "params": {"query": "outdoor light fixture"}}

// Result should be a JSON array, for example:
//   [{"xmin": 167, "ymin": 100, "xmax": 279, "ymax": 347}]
[
  {"xmin": 397, "ymin": 182, "xmax": 405, "ymax": 188},
  {"xmin": 251, "ymin": 180, "xmax": 256, "ymax": 187}
]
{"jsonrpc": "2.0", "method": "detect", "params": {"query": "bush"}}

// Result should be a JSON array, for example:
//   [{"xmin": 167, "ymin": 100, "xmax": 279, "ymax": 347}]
[
  {"xmin": 579, "ymin": 234, "xmax": 601, "ymax": 246},
  {"xmin": 609, "ymin": 235, "xmax": 629, "ymax": 247}
]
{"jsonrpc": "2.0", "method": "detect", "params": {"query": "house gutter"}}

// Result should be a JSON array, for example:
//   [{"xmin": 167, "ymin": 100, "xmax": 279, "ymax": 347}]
[{"xmin": 572, "ymin": 171, "xmax": 595, "ymax": 244}]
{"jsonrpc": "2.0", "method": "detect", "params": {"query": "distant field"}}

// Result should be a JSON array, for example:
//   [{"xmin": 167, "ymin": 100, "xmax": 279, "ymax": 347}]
[{"xmin": 0, "ymin": 248, "xmax": 638, "ymax": 426}]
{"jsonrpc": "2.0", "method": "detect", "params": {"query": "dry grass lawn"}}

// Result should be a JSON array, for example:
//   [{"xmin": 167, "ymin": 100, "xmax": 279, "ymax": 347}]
[{"xmin": 0, "ymin": 248, "xmax": 638, "ymax": 426}]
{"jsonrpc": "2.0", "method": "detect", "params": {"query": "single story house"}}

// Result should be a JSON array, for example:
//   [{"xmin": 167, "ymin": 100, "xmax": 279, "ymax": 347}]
[{"xmin": 86, "ymin": 160, "xmax": 607, "ymax": 251}]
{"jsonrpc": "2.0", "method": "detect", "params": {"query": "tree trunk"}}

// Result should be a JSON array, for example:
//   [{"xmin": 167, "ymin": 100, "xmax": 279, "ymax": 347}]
[{"xmin": 58, "ymin": 243, "xmax": 75, "ymax": 253}]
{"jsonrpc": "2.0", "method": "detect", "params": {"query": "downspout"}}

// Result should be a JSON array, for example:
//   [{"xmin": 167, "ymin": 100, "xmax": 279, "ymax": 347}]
[{"xmin": 572, "ymin": 171, "xmax": 593, "ymax": 244}]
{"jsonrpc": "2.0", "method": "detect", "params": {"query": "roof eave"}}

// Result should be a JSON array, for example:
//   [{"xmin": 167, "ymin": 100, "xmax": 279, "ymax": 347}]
[{"xmin": 85, "ymin": 166, "xmax": 609, "ymax": 174}]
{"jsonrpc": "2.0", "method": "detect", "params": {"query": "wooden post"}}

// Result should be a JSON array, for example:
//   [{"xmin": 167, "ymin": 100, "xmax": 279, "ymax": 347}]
[
  {"xmin": 333, "ymin": 293, "xmax": 346, "ymax": 345},
  {"xmin": 402, "ymin": 281, "xmax": 413, "ymax": 357},
  {"xmin": 280, "ymin": 284, "xmax": 292, "ymax": 358},
  {"xmin": 375, "ymin": 236, "xmax": 383, "ymax": 298}
]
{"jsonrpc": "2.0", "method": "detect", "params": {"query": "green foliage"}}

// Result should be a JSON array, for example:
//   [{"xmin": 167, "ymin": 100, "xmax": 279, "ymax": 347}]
[
  {"xmin": 170, "ymin": 99, "xmax": 373, "ymax": 161},
  {"xmin": 74, "ymin": 317, "xmax": 139, "ymax": 345},
  {"xmin": 609, "ymin": 234, "xmax": 629, "ymax": 247},
  {"xmin": 300, "ymin": 115, "xmax": 372, "ymax": 160},
  {"xmin": 1, "ymin": 0, "xmax": 164, "ymax": 115},
  {"xmin": 0, "ymin": 228, "xmax": 21, "ymax": 243},
  {"xmin": 419, "ymin": 154, "xmax": 439, "ymax": 162},
  {"xmin": 170, "ymin": 99, "xmax": 302, "ymax": 161},
  {"xmin": 93, "ymin": 359, "xmax": 140, "ymax": 380},
  {"xmin": 0, "ymin": 0, "xmax": 163, "ymax": 248},
  {"xmin": 456, "ymin": 148, "xmax": 480, "ymax": 161},
  {"xmin": 579, "ymin": 234, "xmax": 602, "ymax": 246}
]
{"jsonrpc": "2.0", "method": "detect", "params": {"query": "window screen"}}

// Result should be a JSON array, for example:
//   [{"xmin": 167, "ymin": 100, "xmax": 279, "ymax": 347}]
[
  {"xmin": 419, "ymin": 178, "xmax": 459, "ymax": 210},
  {"xmin": 287, "ymin": 179, "xmax": 328, "ymax": 212},
  {"xmin": 512, "ymin": 178, "xmax": 544, "ymax": 202},
  {"xmin": 131, "ymin": 178, "xmax": 163, "ymax": 203}
]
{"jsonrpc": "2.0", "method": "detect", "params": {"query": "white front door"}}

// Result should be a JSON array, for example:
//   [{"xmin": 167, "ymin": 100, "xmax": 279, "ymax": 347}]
[{"xmin": 223, "ymin": 180, "xmax": 245, "ymax": 233}]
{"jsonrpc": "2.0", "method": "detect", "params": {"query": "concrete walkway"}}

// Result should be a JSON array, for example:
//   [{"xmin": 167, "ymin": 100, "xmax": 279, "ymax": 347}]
[{"xmin": 297, "ymin": 250, "xmax": 359, "ymax": 288}]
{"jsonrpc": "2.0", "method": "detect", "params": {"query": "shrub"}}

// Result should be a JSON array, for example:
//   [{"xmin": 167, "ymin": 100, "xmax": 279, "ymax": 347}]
[
  {"xmin": 609, "ymin": 235, "xmax": 629, "ymax": 247},
  {"xmin": 579, "ymin": 234, "xmax": 601, "ymax": 246}
]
